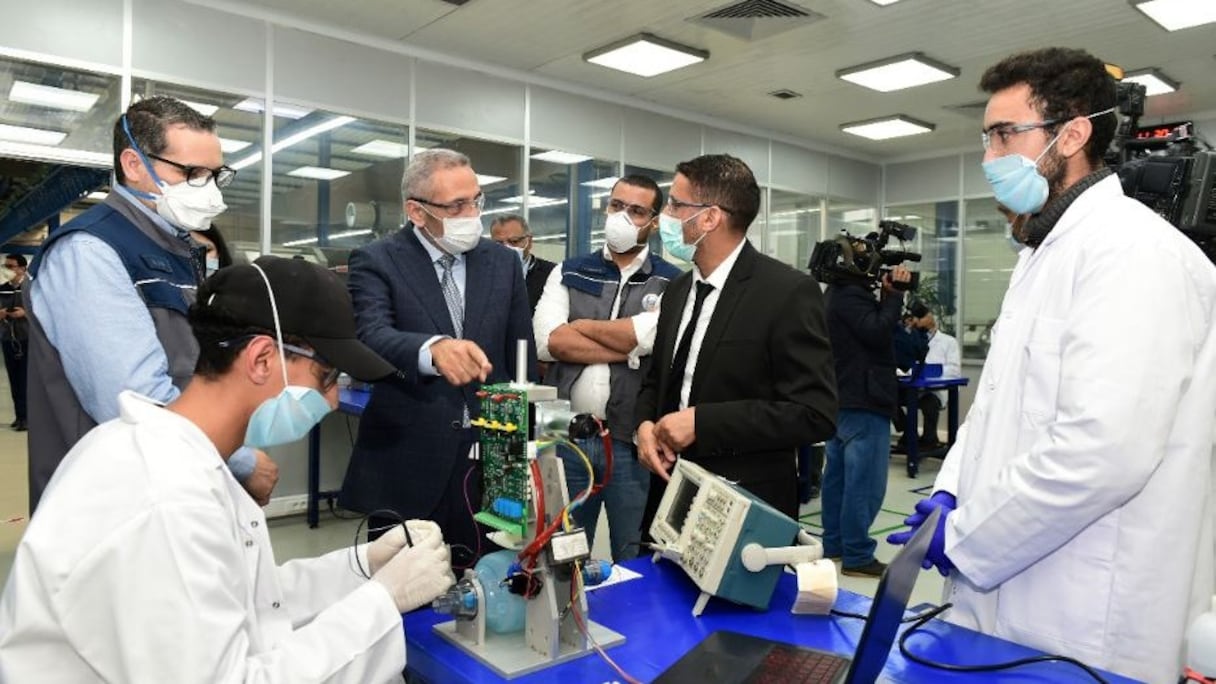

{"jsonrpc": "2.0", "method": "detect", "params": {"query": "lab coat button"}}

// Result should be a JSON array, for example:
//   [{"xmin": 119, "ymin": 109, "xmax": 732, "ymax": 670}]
[
  {"xmin": 245, "ymin": 540, "xmax": 254, "ymax": 548},
  {"xmin": 251, "ymin": 521, "xmax": 259, "ymax": 528},
  {"xmin": 272, "ymin": 601, "xmax": 280, "ymax": 609}
]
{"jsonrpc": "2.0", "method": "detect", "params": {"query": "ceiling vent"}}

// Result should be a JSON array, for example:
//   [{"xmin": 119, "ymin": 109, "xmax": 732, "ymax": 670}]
[
  {"xmin": 691, "ymin": 0, "xmax": 826, "ymax": 41},
  {"xmin": 769, "ymin": 89, "xmax": 803, "ymax": 100}
]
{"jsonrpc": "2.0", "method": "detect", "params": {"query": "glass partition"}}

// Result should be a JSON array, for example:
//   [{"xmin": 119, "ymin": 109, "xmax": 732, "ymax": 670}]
[
  {"xmin": 527, "ymin": 148, "xmax": 616, "ymax": 262},
  {"xmin": 884, "ymin": 201, "xmax": 959, "ymax": 334},
  {"xmin": 769, "ymin": 190, "xmax": 823, "ymax": 271},
  {"xmin": 960, "ymin": 196, "xmax": 1018, "ymax": 359}
]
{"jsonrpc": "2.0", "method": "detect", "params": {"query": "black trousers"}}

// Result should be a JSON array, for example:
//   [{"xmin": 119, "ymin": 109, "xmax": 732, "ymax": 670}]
[{"xmin": 2, "ymin": 338, "xmax": 26, "ymax": 423}]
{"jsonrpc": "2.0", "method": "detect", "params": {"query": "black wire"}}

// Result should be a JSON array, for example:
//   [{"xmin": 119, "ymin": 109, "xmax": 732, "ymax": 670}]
[
  {"xmin": 829, "ymin": 607, "xmax": 944, "ymax": 624},
  {"xmin": 326, "ymin": 498, "xmax": 363, "ymax": 520},
  {"xmin": 351, "ymin": 508, "xmax": 412, "ymax": 579},
  {"xmin": 896, "ymin": 603, "xmax": 1110, "ymax": 683}
]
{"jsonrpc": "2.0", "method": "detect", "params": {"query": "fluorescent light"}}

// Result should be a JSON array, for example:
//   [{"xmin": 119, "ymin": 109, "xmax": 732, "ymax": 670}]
[
  {"xmin": 233, "ymin": 98, "xmax": 312, "ymax": 119},
  {"xmin": 580, "ymin": 177, "xmax": 620, "ymax": 189},
  {"xmin": 837, "ymin": 52, "xmax": 959, "ymax": 92},
  {"xmin": 352, "ymin": 139, "xmax": 410, "ymax": 158},
  {"xmin": 500, "ymin": 191, "xmax": 564, "ymax": 207},
  {"xmin": 0, "ymin": 123, "xmax": 67, "ymax": 146},
  {"xmin": 8, "ymin": 81, "xmax": 99, "ymax": 112},
  {"xmin": 584, "ymin": 32, "xmax": 708, "ymax": 78},
  {"xmin": 283, "ymin": 228, "xmax": 373, "ymax": 247},
  {"xmin": 1133, "ymin": 0, "xmax": 1216, "ymax": 31},
  {"xmin": 1123, "ymin": 68, "xmax": 1180, "ymax": 96},
  {"xmin": 283, "ymin": 236, "xmax": 319, "ymax": 247},
  {"xmin": 86, "ymin": 191, "xmax": 108, "ymax": 201},
  {"xmin": 288, "ymin": 166, "xmax": 351, "ymax": 181},
  {"xmin": 230, "ymin": 115, "xmax": 356, "ymax": 170},
  {"xmin": 869, "ymin": 0, "xmax": 901, "ymax": 4},
  {"xmin": 476, "ymin": 174, "xmax": 507, "ymax": 186},
  {"xmin": 841, "ymin": 115, "xmax": 935, "ymax": 141},
  {"xmin": 531, "ymin": 150, "xmax": 593, "ymax": 165},
  {"xmin": 180, "ymin": 99, "xmax": 219, "ymax": 116},
  {"xmin": 219, "ymin": 137, "xmax": 251, "ymax": 153},
  {"xmin": 0, "ymin": 142, "xmax": 110, "ymax": 166}
]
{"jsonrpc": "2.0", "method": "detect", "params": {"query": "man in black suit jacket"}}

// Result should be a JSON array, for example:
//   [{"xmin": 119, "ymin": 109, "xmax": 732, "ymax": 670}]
[
  {"xmin": 340, "ymin": 149, "xmax": 536, "ymax": 566},
  {"xmin": 635, "ymin": 154, "xmax": 837, "ymax": 537}
]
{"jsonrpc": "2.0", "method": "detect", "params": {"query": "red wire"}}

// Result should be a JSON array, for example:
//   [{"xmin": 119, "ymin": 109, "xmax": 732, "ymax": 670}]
[{"xmin": 530, "ymin": 459, "xmax": 546, "ymax": 538}]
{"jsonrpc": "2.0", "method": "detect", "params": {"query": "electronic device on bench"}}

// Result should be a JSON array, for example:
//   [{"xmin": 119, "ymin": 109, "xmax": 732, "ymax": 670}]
[
  {"xmin": 655, "ymin": 507, "xmax": 943, "ymax": 684},
  {"xmin": 649, "ymin": 459, "xmax": 828, "ymax": 616}
]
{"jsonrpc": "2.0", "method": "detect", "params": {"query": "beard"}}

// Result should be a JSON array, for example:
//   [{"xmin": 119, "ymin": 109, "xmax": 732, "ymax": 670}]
[{"xmin": 1040, "ymin": 146, "xmax": 1070, "ymax": 207}]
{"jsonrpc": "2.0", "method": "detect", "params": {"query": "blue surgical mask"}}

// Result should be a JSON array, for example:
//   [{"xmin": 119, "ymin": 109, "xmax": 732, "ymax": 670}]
[
  {"xmin": 205, "ymin": 256, "xmax": 220, "ymax": 277},
  {"xmin": 981, "ymin": 108, "xmax": 1115, "ymax": 215},
  {"xmin": 243, "ymin": 263, "xmax": 333, "ymax": 448},
  {"xmin": 659, "ymin": 210, "xmax": 707, "ymax": 262}
]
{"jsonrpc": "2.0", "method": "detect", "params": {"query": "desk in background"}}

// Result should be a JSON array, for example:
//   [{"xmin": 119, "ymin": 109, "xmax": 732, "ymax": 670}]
[
  {"xmin": 898, "ymin": 375, "xmax": 968, "ymax": 478},
  {"xmin": 306, "ymin": 387, "xmax": 369, "ymax": 528},
  {"xmin": 404, "ymin": 557, "xmax": 1137, "ymax": 683}
]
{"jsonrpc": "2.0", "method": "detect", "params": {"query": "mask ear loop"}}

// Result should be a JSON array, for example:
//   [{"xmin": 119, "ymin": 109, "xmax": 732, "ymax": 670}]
[
  {"xmin": 250, "ymin": 263, "xmax": 290, "ymax": 389},
  {"xmin": 120, "ymin": 114, "xmax": 168, "ymax": 199}
]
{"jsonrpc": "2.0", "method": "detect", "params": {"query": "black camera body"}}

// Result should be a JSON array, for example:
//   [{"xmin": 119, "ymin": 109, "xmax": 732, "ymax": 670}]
[{"xmin": 808, "ymin": 220, "xmax": 922, "ymax": 291}]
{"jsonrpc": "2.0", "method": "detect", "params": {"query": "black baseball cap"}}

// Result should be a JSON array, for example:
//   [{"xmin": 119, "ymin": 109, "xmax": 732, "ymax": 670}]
[
  {"xmin": 198, "ymin": 255, "xmax": 395, "ymax": 382},
  {"xmin": 908, "ymin": 301, "xmax": 931, "ymax": 318}
]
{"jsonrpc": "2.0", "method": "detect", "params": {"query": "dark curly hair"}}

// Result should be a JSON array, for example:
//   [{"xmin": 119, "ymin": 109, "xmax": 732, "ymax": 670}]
[
  {"xmin": 674, "ymin": 154, "xmax": 760, "ymax": 233},
  {"xmin": 980, "ymin": 47, "xmax": 1117, "ymax": 167}
]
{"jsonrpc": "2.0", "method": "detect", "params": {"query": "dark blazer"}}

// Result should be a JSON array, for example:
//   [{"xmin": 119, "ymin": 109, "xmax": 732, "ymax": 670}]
[
  {"xmin": 339, "ymin": 226, "xmax": 537, "ymax": 518},
  {"xmin": 825, "ymin": 283, "xmax": 903, "ymax": 415},
  {"xmin": 636, "ymin": 240, "xmax": 837, "ymax": 522}
]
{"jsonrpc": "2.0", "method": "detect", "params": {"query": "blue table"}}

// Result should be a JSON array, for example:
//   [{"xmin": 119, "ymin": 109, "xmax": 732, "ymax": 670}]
[
  {"xmin": 306, "ymin": 387, "xmax": 370, "ymax": 528},
  {"xmin": 897, "ymin": 375, "xmax": 969, "ymax": 478},
  {"xmin": 404, "ymin": 557, "xmax": 1138, "ymax": 683}
]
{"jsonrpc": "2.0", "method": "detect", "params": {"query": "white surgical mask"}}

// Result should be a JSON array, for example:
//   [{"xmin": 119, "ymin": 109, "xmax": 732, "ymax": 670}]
[
  {"xmin": 604, "ymin": 211, "xmax": 642, "ymax": 254},
  {"xmin": 506, "ymin": 244, "xmax": 526, "ymax": 272},
  {"xmin": 425, "ymin": 214, "xmax": 483, "ymax": 255}
]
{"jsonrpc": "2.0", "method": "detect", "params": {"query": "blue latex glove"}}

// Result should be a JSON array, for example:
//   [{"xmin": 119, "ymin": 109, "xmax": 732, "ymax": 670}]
[
  {"xmin": 887, "ymin": 491, "xmax": 955, "ymax": 545},
  {"xmin": 920, "ymin": 505, "xmax": 955, "ymax": 576}
]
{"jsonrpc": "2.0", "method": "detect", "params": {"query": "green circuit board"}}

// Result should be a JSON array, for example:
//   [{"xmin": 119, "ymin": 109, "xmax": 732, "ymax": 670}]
[{"xmin": 471, "ymin": 384, "xmax": 531, "ymax": 537}]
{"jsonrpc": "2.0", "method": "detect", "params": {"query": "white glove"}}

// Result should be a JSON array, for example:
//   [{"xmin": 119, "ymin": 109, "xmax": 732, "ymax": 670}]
[
  {"xmin": 368, "ymin": 519, "xmax": 443, "ymax": 574},
  {"xmin": 372, "ymin": 533, "xmax": 455, "ymax": 613}
]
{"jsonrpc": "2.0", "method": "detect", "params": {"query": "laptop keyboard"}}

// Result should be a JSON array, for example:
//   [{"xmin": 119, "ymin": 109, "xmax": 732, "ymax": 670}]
[{"xmin": 745, "ymin": 645, "xmax": 849, "ymax": 683}]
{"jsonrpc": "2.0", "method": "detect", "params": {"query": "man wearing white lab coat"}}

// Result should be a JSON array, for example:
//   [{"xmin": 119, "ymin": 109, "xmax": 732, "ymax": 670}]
[
  {"xmin": 889, "ymin": 48, "xmax": 1216, "ymax": 683},
  {"xmin": 0, "ymin": 256, "xmax": 454, "ymax": 683}
]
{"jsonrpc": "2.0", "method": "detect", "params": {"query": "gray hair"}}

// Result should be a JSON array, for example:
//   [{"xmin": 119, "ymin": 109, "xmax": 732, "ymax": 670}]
[
  {"xmin": 490, "ymin": 214, "xmax": 529, "ymax": 234},
  {"xmin": 401, "ymin": 148, "xmax": 471, "ymax": 202}
]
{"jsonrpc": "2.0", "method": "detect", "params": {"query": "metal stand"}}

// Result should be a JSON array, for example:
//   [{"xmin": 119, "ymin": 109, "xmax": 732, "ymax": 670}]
[{"xmin": 433, "ymin": 424, "xmax": 625, "ymax": 678}]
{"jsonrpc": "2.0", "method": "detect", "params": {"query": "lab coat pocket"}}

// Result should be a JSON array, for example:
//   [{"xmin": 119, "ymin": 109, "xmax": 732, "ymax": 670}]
[{"xmin": 1021, "ymin": 316, "xmax": 1065, "ymax": 422}]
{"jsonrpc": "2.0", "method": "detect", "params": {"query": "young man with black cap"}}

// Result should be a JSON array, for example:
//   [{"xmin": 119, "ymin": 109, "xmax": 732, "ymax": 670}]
[{"xmin": 0, "ymin": 256, "xmax": 454, "ymax": 683}]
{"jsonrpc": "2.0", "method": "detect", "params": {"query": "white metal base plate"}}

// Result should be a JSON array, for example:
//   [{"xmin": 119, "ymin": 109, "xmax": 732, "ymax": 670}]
[{"xmin": 432, "ymin": 619, "xmax": 625, "ymax": 679}]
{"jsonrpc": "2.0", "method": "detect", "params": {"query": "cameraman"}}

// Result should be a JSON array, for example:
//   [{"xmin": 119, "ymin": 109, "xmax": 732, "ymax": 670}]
[{"xmin": 820, "ymin": 265, "xmax": 910, "ymax": 577}]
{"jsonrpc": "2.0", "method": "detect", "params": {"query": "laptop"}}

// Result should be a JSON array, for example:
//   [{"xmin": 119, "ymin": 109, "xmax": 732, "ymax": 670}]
[{"xmin": 654, "ymin": 507, "xmax": 942, "ymax": 684}]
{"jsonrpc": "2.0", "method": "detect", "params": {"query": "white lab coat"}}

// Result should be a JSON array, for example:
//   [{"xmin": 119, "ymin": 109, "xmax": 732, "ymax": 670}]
[
  {"xmin": 0, "ymin": 392, "xmax": 407, "ymax": 683},
  {"xmin": 933, "ymin": 175, "xmax": 1216, "ymax": 684},
  {"xmin": 924, "ymin": 329, "xmax": 961, "ymax": 404}
]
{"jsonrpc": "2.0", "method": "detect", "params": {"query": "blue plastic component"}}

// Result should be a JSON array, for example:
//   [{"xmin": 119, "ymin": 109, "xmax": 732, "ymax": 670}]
[
  {"xmin": 581, "ymin": 560, "xmax": 613, "ymax": 586},
  {"xmin": 474, "ymin": 550, "xmax": 526, "ymax": 634}
]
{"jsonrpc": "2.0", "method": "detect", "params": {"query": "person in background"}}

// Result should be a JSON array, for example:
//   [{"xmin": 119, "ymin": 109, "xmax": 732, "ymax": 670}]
[
  {"xmin": 341, "ymin": 149, "xmax": 536, "ymax": 565},
  {"xmin": 191, "ymin": 224, "xmax": 234, "ymax": 276},
  {"xmin": 821, "ymin": 263, "xmax": 910, "ymax": 577},
  {"xmin": 0, "ymin": 254, "xmax": 29, "ymax": 431},
  {"xmin": 908, "ymin": 301, "xmax": 960, "ymax": 448},
  {"xmin": 891, "ymin": 307, "xmax": 929, "ymax": 452},
  {"xmin": 23, "ymin": 96, "xmax": 277, "ymax": 513},
  {"xmin": 490, "ymin": 214, "xmax": 555, "ymax": 314},
  {"xmin": 0, "ymin": 256, "xmax": 454, "ymax": 683},
  {"xmin": 533, "ymin": 174, "xmax": 678, "ymax": 560},
  {"xmin": 887, "ymin": 47, "xmax": 1216, "ymax": 683}
]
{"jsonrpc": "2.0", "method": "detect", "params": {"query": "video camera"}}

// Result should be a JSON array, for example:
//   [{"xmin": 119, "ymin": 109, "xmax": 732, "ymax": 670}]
[
  {"xmin": 808, "ymin": 220, "xmax": 922, "ymax": 291},
  {"xmin": 1110, "ymin": 81, "xmax": 1216, "ymax": 256}
]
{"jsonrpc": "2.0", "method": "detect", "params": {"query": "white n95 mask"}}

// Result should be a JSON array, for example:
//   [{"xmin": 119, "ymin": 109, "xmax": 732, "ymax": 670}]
[
  {"xmin": 155, "ymin": 180, "xmax": 227, "ymax": 232},
  {"xmin": 604, "ymin": 211, "xmax": 641, "ymax": 254}
]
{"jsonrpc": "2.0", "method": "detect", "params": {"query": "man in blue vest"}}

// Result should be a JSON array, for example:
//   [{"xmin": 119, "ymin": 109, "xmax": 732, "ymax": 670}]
[
  {"xmin": 533, "ymin": 175, "xmax": 680, "ymax": 560},
  {"xmin": 24, "ymin": 96, "xmax": 278, "ymax": 513}
]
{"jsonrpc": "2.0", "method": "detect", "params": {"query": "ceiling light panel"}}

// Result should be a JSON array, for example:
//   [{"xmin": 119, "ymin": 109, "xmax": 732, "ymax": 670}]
[
  {"xmin": 476, "ymin": 174, "xmax": 508, "ymax": 186},
  {"xmin": 1123, "ymin": 68, "xmax": 1180, "ymax": 95},
  {"xmin": 840, "ymin": 115, "xmax": 935, "ymax": 140},
  {"xmin": 1133, "ymin": 0, "xmax": 1216, "ymax": 31},
  {"xmin": 233, "ymin": 98, "xmax": 313, "ymax": 119},
  {"xmin": 8, "ymin": 81, "xmax": 100, "ymax": 112},
  {"xmin": 219, "ymin": 138, "xmax": 251, "ymax": 153},
  {"xmin": 352, "ymin": 139, "xmax": 410, "ymax": 157},
  {"xmin": 288, "ymin": 166, "xmax": 351, "ymax": 181},
  {"xmin": 0, "ymin": 123, "xmax": 68, "ymax": 145},
  {"xmin": 180, "ymin": 99, "xmax": 219, "ymax": 116},
  {"xmin": 837, "ymin": 53, "xmax": 959, "ymax": 92},
  {"xmin": 584, "ymin": 33, "xmax": 708, "ymax": 78},
  {"xmin": 531, "ymin": 150, "xmax": 594, "ymax": 165}
]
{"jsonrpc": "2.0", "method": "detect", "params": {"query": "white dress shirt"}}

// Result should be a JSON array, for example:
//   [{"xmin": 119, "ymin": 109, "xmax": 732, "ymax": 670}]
[
  {"xmin": 673, "ymin": 238, "xmax": 747, "ymax": 410},
  {"xmin": 0, "ymin": 392, "xmax": 405, "ymax": 683},
  {"xmin": 533, "ymin": 246, "xmax": 660, "ymax": 418},
  {"xmin": 924, "ymin": 328, "xmax": 962, "ymax": 404}
]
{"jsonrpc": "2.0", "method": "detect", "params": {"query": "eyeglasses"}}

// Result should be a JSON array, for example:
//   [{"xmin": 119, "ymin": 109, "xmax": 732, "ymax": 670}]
[
  {"xmin": 981, "ymin": 120, "xmax": 1059, "ymax": 151},
  {"xmin": 281, "ymin": 343, "xmax": 341, "ymax": 391},
  {"xmin": 495, "ymin": 234, "xmax": 530, "ymax": 247},
  {"xmin": 607, "ymin": 198, "xmax": 656, "ymax": 222},
  {"xmin": 666, "ymin": 195, "xmax": 734, "ymax": 214},
  {"xmin": 147, "ymin": 153, "xmax": 236, "ymax": 188},
  {"xmin": 408, "ymin": 193, "xmax": 486, "ymax": 218},
  {"xmin": 217, "ymin": 336, "xmax": 340, "ymax": 390}
]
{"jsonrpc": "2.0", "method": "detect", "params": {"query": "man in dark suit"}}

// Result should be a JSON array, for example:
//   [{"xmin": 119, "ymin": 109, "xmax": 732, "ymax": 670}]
[
  {"xmin": 635, "ymin": 154, "xmax": 837, "ymax": 536},
  {"xmin": 489, "ymin": 214, "xmax": 555, "ymax": 314},
  {"xmin": 340, "ymin": 149, "xmax": 536, "ymax": 566}
]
